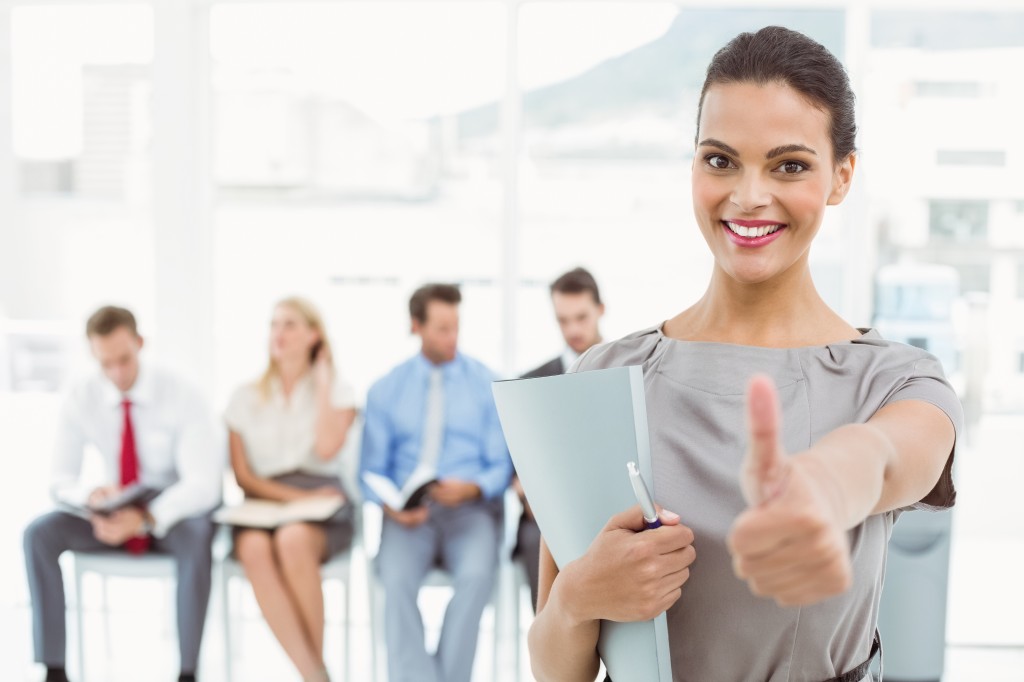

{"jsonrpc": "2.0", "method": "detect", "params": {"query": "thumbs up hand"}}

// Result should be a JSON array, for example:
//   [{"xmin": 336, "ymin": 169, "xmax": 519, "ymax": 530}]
[{"xmin": 727, "ymin": 375, "xmax": 853, "ymax": 607}]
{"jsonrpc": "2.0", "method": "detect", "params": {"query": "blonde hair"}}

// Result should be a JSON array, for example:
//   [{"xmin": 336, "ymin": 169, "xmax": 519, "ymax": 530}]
[{"xmin": 259, "ymin": 296, "xmax": 333, "ymax": 400}]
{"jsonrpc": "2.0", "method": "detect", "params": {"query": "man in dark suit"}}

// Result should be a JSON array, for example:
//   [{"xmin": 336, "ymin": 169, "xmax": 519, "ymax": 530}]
[{"xmin": 515, "ymin": 267, "xmax": 605, "ymax": 609}]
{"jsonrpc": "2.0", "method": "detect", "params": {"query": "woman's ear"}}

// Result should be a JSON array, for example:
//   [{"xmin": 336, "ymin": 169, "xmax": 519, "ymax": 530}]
[{"xmin": 826, "ymin": 152, "xmax": 856, "ymax": 206}]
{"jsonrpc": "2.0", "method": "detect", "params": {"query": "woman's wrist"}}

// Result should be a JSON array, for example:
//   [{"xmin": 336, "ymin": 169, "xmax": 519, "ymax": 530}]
[
  {"xmin": 795, "ymin": 425, "xmax": 887, "ymax": 529},
  {"xmin": 550, "ymin": 560, "xmax": 598, "ymax": 628}
]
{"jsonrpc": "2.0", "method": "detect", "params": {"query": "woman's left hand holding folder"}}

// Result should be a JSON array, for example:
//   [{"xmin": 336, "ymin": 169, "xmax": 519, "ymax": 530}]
[{"xmin": 558, "ymin": 505, "xmax": 696, "ymax": 624}]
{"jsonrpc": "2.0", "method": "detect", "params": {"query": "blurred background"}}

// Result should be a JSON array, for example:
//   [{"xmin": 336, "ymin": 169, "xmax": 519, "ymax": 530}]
[{"xmin": 1, "ymin": 1, "xmax": 1022, "ymax": 680}]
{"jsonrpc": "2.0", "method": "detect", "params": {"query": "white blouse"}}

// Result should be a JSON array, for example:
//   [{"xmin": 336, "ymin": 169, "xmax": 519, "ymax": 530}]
[{"xmin": 224, "ymin": 371, "xmax": 358, "ymax": 478}]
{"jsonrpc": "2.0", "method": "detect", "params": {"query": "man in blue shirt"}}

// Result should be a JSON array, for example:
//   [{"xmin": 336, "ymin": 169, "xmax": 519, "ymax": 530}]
[{"xmin": 360, "ymin": 283, "xmax": 512, "ymax": 682}]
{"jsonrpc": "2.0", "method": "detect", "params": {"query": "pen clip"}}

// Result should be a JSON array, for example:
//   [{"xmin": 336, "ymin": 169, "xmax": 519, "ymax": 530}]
[{"xmin": 627, "ymin": 461, "xmax": 662, "ymax": 530}]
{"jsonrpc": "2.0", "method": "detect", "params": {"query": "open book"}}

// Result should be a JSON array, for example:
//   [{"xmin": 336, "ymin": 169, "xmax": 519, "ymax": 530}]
[
  {"xmin": 58, "ymin": 483, "xmax": 161, "ymax": 519},
  {"xmin": 362, "ymin": 465, "xmax": 437, "ymax": 511},
  {"xmin": 214, "ymin": 496, "xmax": 345, "ymax": 529}
]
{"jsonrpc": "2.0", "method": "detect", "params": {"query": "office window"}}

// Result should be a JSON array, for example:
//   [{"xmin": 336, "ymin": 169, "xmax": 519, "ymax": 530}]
[
  {"xmin": 954, "ymin": 263, "xmax": 991, "ymax": 293},
  {"xmin": 912, "ymin": 81, "xmax": 983, "ymax": 97},
  {"xmin": 11, "ymin": 5, "xmax": 153, "ymax": 199},
  {"xmin": 936, "ymin": 150, "xmax": 1006, "ymax": 167},
  {"xmin": 209, "ymin": 2, "xmax": 507, "ymax": 394},
  {"xmin": 907, "ymin": 337, "xmax": 930, "ymax": 351},
  {"xmin": 929, "ymin": 200, "xmax": 989, "ymax": 242},
  {"xmin": 515, "ymin": 4, "xmax": 847, "ymax": 368}
]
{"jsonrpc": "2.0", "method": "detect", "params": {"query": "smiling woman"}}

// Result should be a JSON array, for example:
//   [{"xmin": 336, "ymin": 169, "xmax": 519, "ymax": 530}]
[
  {"xmin": 527, "ymin": 26, "xmax": 963, "ymax": 682},
  {"xmin": 691, "ymin": 80, "xmax": 855, "ymax": 290}
]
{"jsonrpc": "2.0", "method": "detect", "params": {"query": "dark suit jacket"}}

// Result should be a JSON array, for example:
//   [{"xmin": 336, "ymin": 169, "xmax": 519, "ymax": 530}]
[{"xmin": 520, "ymin": 356, "xmax": 565, "ymax": 380}]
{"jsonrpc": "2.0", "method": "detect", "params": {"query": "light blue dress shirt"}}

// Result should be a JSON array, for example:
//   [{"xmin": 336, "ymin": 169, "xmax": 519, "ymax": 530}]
[{"xmin": 359, "ymin": 352, "xmax": 512, "ymax": 503}]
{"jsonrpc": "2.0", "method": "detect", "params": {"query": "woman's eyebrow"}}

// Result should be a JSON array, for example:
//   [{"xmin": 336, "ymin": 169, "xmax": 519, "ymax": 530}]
[
  {"xmin": 765, "ymin": 143, "xmax": 817, "ymax": 159},
  {"xmin": 697, "ymin": 138, "xmax": 740, "ymax": 156}
]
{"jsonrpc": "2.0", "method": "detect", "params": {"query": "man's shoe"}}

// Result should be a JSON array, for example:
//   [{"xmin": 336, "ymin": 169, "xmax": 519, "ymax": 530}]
[
  {"xmin": 45, "ymin": 668, "xmax": 70, "ymax": 682},
  {"xmin": 178, "ymin": 675, "xmax": 196, "ymax": 682}
]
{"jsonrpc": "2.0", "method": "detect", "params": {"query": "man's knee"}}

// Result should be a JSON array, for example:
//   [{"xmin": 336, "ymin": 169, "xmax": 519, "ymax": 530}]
[
  {"xmin": 23, "ymin": 512, "xmax": 76, "ymax": 557},
  {"xmin": 449, "ymin": 538, "xmax": 500, "ymax": 597},
  {"xmin": 378, "ymin": 542, "xmax": 431, "ymax": 594},
  {"xmin": 163, "ymin": 516, "xmax": 215, "ymax": 568},
  {"xmin": 452, "ymin": 561, "xmax": 497, "ymax": 597}
]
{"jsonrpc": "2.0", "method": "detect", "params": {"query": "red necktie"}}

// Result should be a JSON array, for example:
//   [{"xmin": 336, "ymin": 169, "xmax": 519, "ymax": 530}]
[{"xmin": 120, "ymin": 399, "xmax": 150, "ymax": 554}]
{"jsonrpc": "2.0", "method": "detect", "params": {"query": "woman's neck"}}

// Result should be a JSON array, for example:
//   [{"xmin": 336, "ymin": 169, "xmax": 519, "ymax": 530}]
[
  {"xmin": 276, "ymin": 358, "xmax": 309, "ymax": 395},
  {"xmin": 665, "ymin": 262, "xmax": 857, "ymax": 347}
]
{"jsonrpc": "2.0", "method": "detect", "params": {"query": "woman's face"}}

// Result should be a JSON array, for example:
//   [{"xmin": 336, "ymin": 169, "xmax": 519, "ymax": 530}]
[
  {"xmin": 269, "ymin": 304, "xmax": 319, "ymax": 363},
  {"xmin": 691, "ymin": 81, "xmax": 854, "ymax": 286}
]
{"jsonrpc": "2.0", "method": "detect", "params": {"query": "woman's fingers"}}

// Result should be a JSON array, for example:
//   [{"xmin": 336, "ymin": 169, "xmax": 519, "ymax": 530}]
[{"xmin": 575, "ymin": 506, "xmax": 698, "ymax": 623}]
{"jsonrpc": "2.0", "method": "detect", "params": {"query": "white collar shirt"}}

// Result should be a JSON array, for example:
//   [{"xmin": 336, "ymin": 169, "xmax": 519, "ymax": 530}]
[
  {"xmin": 224, "ymin": 372, "xmax": 358, "ymax": 479},
  {"xmin": 51, "ymin": 364, "xmax": 224, "ymax": 537},
  {"xmin": 561, "ymin": 347, "xmax": 580, "ymax": 374}
]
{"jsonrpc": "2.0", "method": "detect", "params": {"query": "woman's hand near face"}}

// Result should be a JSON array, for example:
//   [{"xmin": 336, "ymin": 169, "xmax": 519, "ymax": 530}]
[
  {"xmin": 560, "ymin": 505, "xmax": 696, "ymax": 624},
  {"xmin": 728, "ymin": 375, "xmax": 852, "ymax": 607},
  {"xmin": 311, "ymin": 342, "xmax": 333, "ymax": 392}
]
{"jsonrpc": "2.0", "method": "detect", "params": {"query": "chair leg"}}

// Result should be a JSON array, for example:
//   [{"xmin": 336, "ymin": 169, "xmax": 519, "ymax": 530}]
[
  {"xmin": 370, "ymin": 577, "xmax": 385, "ymax": 682},
  {"xmin": 222, "ymin": 567, "xmax": 233, "ymax": 682},
  {"xmin": 102, "ymin": 574, "xmax": 112, "ymax": 663},
  {"xmin": 74, "ymin": 564, "xmax": 86, "ymax": 682},
  {"xmin": 343, "ymin": 570, "xmax": 352, "ymax": 681}
]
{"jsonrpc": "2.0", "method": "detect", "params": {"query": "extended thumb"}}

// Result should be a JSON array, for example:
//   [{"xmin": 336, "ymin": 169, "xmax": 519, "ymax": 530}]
[{"xmin": 742, "ymin": 374, "xmax": 785, "ymax": 505}]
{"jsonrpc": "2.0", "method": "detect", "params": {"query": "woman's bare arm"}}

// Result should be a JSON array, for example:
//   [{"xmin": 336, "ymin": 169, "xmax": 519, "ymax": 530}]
[
  {"xmin": 729, "ymin": 378, "xmax": 956, "ymax": 606},
  {"xmin": 313, "ymin": 401, "xmax": 356, "ymax": 461},
  {"xmin": 228, "ymin": 430, "xmax": 308, "ymax": 502},
  {"xmin": 528, "ymin": 539, "xmax": 602, "ymax": 682}
]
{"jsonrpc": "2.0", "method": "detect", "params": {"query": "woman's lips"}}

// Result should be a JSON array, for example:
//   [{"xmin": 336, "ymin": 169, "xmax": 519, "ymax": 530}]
[{"xmin": 722, "ymin": 220, "xmax": 787, "ymax": 247}]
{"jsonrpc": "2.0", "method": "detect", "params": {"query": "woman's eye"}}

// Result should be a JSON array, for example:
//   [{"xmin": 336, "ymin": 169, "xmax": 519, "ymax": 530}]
[
  {"xmin": 779, "ymin": 161, "xmax": 807, "ymax": 174},
  {"xmin": 706, "ymin": 154, "xmax": 732, "ymax": 170}
]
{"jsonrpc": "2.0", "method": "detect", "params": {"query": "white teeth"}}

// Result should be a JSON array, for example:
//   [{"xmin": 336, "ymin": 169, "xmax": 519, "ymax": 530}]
[{"xmin": 726, "ymin": 222, "xmax": 783, "ymax": 238}]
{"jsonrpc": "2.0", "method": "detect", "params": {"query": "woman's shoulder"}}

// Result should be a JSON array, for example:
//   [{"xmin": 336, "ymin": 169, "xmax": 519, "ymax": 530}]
[
  {"xmin": 225, "ymin": 379, "xmax": 265, "ymax": 416},
  {"xmin": 834, "ymin": 328, "xmax": 944, "ymax": 370},
  {"xmin": 573, "ymin": 325, "xmax": 664, "ymax": 373}
]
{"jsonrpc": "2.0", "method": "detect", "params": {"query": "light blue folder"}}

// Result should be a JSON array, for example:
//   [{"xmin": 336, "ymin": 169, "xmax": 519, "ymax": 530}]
[{"xmin": 492, "ymin": 365, "xmax": 672, "ymax": 682}]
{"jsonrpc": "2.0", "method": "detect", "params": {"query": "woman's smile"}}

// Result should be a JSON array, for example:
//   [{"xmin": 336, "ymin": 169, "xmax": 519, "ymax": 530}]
[{"xmin": 722, "ymin": 219, "xmax": 788, "ymax": 247}]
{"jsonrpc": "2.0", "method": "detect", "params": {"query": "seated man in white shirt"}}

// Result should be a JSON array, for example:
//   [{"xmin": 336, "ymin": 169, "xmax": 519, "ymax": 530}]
[{"xmin": 23, "ymin": 306, "xmax": 224, "ymax": 682}]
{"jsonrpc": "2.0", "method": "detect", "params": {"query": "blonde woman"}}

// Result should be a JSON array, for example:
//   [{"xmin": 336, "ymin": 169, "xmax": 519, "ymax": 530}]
[{"xmin": 224, "ymin": 297, "xmax": 357, "ymax": 682}]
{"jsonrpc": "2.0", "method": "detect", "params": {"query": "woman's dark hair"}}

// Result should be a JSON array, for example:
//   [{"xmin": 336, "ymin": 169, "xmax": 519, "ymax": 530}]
[
  {"xmin": 696, "ymin": 26, "xmax": 856, "ymax": 163},
  {"xmin": 409, "ymin": 283, "xmax": 462, "ymax": 323}
]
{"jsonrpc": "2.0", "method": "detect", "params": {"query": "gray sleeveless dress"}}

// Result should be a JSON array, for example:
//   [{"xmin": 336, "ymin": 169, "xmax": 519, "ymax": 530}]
[{"xmin": 574, "ymin": 326, "xmax": 962, "ymax": 682}]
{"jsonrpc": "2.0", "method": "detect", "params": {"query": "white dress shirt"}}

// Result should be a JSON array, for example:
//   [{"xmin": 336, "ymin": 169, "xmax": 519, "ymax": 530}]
[
  {"xmin": 561, "ymin": 347, "xmax": 580, "ymax": 374},
  {"xmin": 224, "ymin": 372, "xmax": 358, "ymax": 479},
  {"xmin": 51, "ymin": 364, "xmax": 224, "ymax": 537}
]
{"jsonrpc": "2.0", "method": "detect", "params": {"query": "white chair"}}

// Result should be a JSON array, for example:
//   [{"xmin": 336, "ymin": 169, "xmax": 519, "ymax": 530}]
[
  {"xmin": 497, "ymin": 488, "xmax": 531, "ymax": 681},
  {"xmin": 364, "ymin": 489, "xmax": 521, "ymax": 682},
  {"xmin": 218, "ymin": 530, "xmax": 360, "ymax": 681},
  {"xmin": 71, "ymin": 551, "xmax": 178, "ymax": 682}
]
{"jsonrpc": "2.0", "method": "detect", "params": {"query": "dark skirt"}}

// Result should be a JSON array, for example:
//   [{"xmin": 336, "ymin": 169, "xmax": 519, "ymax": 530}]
[{"xmin": 231, "ymin": 471, "xmax": 355, "ymax": 562}]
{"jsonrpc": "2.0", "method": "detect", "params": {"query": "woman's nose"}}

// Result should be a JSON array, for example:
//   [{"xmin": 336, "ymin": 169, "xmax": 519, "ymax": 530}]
[{"xmin": 730, "ymin": 172, "xmax": 772, "ymax": 213}]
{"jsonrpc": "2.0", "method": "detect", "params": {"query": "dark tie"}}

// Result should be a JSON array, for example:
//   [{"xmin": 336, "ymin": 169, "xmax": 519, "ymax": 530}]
[{"xmin": 120, "ymin": 399, "xmax": 150, "ymax": 554}]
